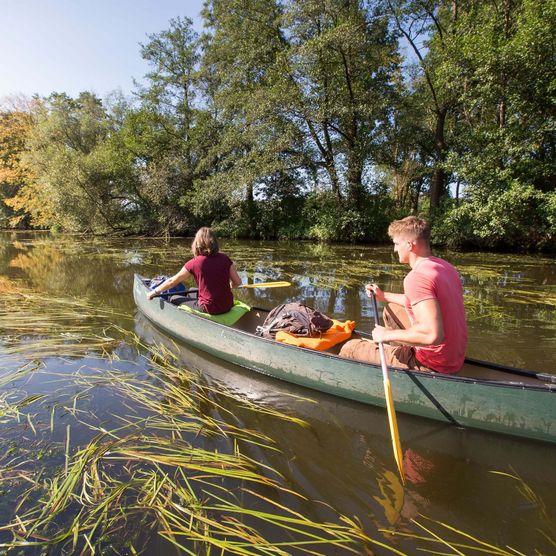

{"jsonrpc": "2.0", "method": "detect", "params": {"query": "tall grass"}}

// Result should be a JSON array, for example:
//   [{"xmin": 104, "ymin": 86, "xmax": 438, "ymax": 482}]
[
  {"xmin": 0, "ymin": 279, "xmax": 381, "ymax": 554},
  {"xmin": 0, "ymin": 277, "xmax": 554, "ymax": 555}
]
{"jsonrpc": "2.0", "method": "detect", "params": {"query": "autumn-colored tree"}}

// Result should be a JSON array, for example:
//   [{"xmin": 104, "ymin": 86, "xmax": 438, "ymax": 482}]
[{"xmin": 0, "ymin": 98, "xmax": 53, "ymax": 227}]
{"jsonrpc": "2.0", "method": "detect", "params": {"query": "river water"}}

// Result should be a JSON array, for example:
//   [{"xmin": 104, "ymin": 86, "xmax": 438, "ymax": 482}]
[{"xmin": 0, "ymin": 231, "xmax": 555, "ymax": 554}]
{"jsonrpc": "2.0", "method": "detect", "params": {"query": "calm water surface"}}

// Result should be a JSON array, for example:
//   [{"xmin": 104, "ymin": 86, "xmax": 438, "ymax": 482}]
[{"xmin": 1, "ymin": 231, "xmax": 555, "ymax": 554}]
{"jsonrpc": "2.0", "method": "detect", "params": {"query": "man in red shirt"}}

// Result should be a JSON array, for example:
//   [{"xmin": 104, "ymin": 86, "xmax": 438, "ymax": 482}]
[{"xmin": 340, "ymin": 216, "xmax": 467, "ymax": 374}]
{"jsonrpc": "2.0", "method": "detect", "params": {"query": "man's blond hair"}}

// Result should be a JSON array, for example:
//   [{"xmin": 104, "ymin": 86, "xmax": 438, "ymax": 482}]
[{"xmin": 388, "ymin": 216, "xmax": 431, "ymax": 242}]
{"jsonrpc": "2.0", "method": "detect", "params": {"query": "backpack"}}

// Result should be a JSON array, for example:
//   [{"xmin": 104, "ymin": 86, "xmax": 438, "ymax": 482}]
[
  {"xmin": 256, "ymin": 302, "xmax": 333, "ymax": 339},
  {"xmin": 148, "ymin": 275, "xmax": 187, "ymax": 299}
]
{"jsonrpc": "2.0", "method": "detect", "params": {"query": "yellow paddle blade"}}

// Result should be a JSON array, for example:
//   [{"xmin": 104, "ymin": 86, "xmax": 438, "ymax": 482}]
[
  {"xmin": 384, "ymin": 378, "xmax": 405, "ymax": 485},
  {"xmin": 239, "ymin": 281, "xmax": 291, "ymax": 289}
]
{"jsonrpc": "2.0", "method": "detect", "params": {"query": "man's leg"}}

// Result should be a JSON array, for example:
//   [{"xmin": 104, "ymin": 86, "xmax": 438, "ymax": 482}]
[{"xmin": 339, "ymin": 339, "xmax": 423, "ymax": 369}]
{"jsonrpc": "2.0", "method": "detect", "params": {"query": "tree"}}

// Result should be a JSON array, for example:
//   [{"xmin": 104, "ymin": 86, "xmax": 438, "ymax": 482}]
[
  {"xmin": 129, "ymin": 16, "xmax": 208, "ymax": 234},
  {"xmin": 387, "ymin": 0, "xmax": 464, "ymax": 213},
  {"xmin": 198, "ymin": 0, "xmax": 297, "ymax": 234},
  {"xmin": 280, "ymin": 0, "xmax": 400, "ymax": 210},
  {"xmin": 0, "ymin": 105, "xmax": 32, "ymax": 227},
  {"xmin": 23, "ymin": 92, "xmax": 132, "ymax": 233},
  {"xmin": 200, "ymin": 0, "xmax": 400, "ymax": 237},
  {"xmin": 442, "ymin": 0, "xmax": 556, "ymax": 197},
  {"xmin": 0, "ymin": 96, "xmax": 57, "ymax": 228},
  {"xmin": 427, "ymin": 0, "xmax": 556, "ymax": 250}
]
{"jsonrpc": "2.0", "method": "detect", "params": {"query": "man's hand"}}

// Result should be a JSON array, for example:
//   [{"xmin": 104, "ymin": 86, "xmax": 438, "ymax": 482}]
[
  {"xmin": 366, "ymin": 283, "xmax": 386, "ymax": 302},
  {"xmin": 147, "ymin": 290, "xmax": 158, "ymax": 301},
  {"xmin": 372, "ymin": 324, "xmax": 388, "ymax": 343}
]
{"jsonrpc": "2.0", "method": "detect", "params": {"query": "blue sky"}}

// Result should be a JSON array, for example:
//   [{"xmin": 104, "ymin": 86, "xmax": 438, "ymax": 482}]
[{"xmin": 0, "ymin": 0, "xmax": 205, "ymax": 100}]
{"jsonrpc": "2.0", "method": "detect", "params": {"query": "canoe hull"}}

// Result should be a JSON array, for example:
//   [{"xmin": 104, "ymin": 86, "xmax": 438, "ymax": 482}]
[{"xmin": 134, "ymin": 275, "xmax": 556, "ymax": 444}]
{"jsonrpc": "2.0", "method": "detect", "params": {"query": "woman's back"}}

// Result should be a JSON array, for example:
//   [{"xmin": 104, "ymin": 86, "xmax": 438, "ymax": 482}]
[{"xmin": 185, "ymin": 253, "xmax": 233, "ymax": 314}]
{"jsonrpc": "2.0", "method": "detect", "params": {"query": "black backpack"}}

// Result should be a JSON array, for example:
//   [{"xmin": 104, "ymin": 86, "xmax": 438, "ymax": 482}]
[{"xmin": 256, "ymin": 302, "xmax": 333, "ymax": 339}]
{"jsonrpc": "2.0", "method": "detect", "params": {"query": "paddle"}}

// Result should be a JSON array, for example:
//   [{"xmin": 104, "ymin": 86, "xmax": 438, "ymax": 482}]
[
  {"xmin": 239, "ymin": 281, "xmax": 291, "ymax": 289},
  {"xmin": 150, "ymin": 280, "xmax": 291, "ymax": 299},
  {"xmin": 370, "ymin": 292, "xmax": 405, "ymax": 485}
]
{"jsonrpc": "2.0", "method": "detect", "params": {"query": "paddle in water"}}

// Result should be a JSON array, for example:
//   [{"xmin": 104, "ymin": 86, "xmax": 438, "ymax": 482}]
[{"xmin": 370, "ymin": 292, "xmax": 405, "ymax": 485}]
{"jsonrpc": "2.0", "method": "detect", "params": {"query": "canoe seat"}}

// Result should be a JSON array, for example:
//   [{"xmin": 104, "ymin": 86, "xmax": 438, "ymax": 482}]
[{"xmin": 178, "ymin": 300, "xmax": 251, "ymax": 326}]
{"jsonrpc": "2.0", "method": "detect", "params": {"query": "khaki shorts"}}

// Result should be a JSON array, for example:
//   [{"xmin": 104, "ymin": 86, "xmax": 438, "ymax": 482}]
[
  {"xmin": 339, "ymin": 338, "xmax": 432, "ymax": 370},
  {"xmin": 339, "ymin": 303, "xmax": 433, "ymax": 371}
]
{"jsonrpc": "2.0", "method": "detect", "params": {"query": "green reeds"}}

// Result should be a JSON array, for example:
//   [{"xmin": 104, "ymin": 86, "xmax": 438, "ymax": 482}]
[
  {"xmin": 0, "ymin": 277, "xmax": 127, "ymax": 364},
  {"xmin": 0, "ymin": 279, "xmax": 375, "ymax": 554},
  {"xmin": 381, "ymin": 514, "xmax": 529, "ymax": 555},
  {"xmin": 1, "ymin": 354, "xmax": 375, "ymax": 554}
]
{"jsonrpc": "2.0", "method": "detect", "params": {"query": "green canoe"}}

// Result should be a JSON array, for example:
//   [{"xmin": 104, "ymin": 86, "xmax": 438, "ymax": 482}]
[{"xmin": 133, "ymin": 274, "xmax": 556, "ymax": 444}]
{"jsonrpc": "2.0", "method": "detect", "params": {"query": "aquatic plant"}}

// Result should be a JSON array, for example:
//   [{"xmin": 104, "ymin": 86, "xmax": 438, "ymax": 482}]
[
  {"xmin": 0, "ymin": 279, "xmax": 378, "ymax": 553},
  {"xmin": 0, "ymin": 338, "xmax": 386, "ymax": 554},
  {"xmin": 1, "ymin": 274, "xmax": 554, "ymax": 555}
]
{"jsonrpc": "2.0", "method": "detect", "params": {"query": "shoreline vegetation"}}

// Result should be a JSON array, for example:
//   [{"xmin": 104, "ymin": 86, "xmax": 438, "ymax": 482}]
[
  {"xmin": 0, "ymin": 0, "xmax": 554, "ymax": 252},
  {"xmin": 1, "ymin": 278, "xmax": 554, "ymax": 554}
]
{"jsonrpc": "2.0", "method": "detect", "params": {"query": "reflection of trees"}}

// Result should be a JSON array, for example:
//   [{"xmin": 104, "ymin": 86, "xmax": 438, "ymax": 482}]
[
  {"xmin": 0, "ymin": 234, "xmax": 146, "ymax": 330},
  {"xmin": 5, "ymin": 236, "xmax": 129, "ymax": 295}
]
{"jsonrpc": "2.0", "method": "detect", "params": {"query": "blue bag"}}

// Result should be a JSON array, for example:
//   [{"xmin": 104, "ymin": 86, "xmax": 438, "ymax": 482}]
[{"xmin": 148, "ymin": 275, "xmax": 187, "ymax": 299}]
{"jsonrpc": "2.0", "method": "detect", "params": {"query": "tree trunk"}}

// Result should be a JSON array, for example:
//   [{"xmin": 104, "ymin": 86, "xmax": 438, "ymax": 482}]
[
  {"xmin": 246, "ymin": 183, "xmax": 256, "ymax": 237},
  {"xmin": 324, "ymin": 154, "xmax": 342, "ymax": 202},
  {"xmin": 430, "ymin": 107, "xmax": 447, "ymax": 212},
  {"xmin": 306, "ymin": 118, "xmax": 342, "ymax": 202},
  {"xmin": 346, "ymin": 149, "xmax": 363, "ymax": 210},
  {"xmin": 322, "ymin": 123, "xmax": 342, "ymax": 202},
  {"xmin": 412, "ymin": 178, "xmax": 423, "ymax": 213}
]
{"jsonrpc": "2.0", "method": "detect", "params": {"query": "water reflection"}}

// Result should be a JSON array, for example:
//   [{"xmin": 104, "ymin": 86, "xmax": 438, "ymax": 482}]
[
  {"xmin": 1, "ymin": 231, "xmax": 555, "ymax": 553},
  {"xmin": 134, "ymin": 313, "xmax": 556, "ymax": 553},
  {"xmin": 1, "ymin": 232, "xmax": 554, "ymax": 371}
]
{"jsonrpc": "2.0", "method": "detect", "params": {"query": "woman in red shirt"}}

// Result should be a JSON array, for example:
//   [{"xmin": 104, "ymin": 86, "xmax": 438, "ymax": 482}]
[{"xmin": 147, "ymin": 227, "xmax": 242, "ymax": 314}]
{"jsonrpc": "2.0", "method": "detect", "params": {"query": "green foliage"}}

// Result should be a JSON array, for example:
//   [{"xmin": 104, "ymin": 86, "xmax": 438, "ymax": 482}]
[
  {"xmin": 442, "ymin": 0, "xmax": 555, "ymax": 195},
  {"xmin": 302, "ymin": 191, "xmax": 394, "ymax": 243},
  {"xmin": 1, "ymin": 0, "xmax": 553, "ymax": 250},
  {"xmin": 21, "ymin": 93, "xmax": 136, "ymax": 233},
  {"xmin": 433, "ymin": 182, "xmax": 555, "ymax": 251}
]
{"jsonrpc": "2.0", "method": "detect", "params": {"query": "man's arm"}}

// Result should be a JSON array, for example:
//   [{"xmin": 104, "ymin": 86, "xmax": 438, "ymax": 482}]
[
  {"xmin": 366, "ymin": 283, "xmax": 406, "ymax": 306},
  {"xmin": 372, "ymin": 298, "xmax": 445, "ymax": 346}
]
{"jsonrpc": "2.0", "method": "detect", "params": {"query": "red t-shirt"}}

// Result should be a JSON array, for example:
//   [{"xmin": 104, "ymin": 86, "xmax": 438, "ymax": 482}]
[
  {"xmin": 403, "ymin": 257, "xmax": 467, "ymax": 374},
  {"xmin": 184, "ymin": 253, "xmax": 234, "ymax": 314}
]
